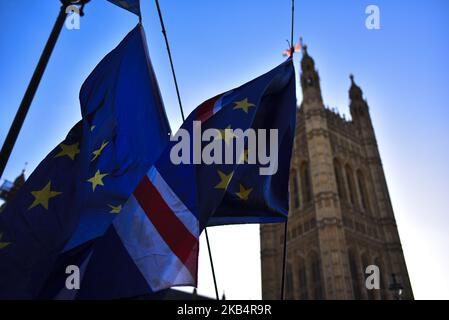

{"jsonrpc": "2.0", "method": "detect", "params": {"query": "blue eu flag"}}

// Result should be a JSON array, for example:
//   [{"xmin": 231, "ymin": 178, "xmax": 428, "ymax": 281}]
[
  {"xmin": 208, "ymin": 59, "xmax": 297, "ymax": 225},
  {"xmin": 150, "ymin": 58, "xmax": 297, "ymax": 230},
  {"xmin": 48, "ymin": 58, "xmax": 297, "ymax": 300},
  {"xmin": 0, "ymin": 24, "xmax": 171, "ymax": 299}
]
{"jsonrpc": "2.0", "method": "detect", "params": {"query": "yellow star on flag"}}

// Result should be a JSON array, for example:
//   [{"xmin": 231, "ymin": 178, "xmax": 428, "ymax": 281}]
[
  {"xmin": 90, "ymin": 125, "xmax": 96, "ymax": 132},
  {"xmin": 54, "ymin": 142, "xmax": 80, "ymax": 161},
  {"xmin": 233, "ymin": 98, "xmax": 255, "ymax": 113},
  {"xmin": 214, "ymin": 170, "xmax": 234, "ymax": 190},
  {"xmin": 91, "ymin": 141, "xmax": 109, "ymax": 161},
  {"xmin": 28, "ymin": 181, "xmax": 62, "ymax": 210},
  {"xmin": 108, "ymin": 204, "xmax": 122, "ymax": 214},
  {"xmin": 0, "ymin": 233, "xmax": 11, "ymax": 249},
  {"xmin": 87, "ymin": 170, "xmax": 108, "ymax": 191},
  {"xmin": 235, "ymin": 184, "xmax": 253, "ymax": 201},
  {"xmin": 215, "ymin": 125, "xmax": 236, "ymax": 145}
]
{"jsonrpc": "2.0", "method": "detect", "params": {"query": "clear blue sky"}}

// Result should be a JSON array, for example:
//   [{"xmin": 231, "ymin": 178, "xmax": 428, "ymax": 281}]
[{"xmin": 0, "ymin": 0, "xmax": 448, "ymax": 299}]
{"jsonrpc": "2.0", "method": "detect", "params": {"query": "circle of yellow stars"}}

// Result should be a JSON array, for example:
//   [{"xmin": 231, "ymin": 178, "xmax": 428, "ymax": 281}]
[
  {"xmin": 211, "ymin": 97, "xmax": 256, "ymax": 201},
  {"xmin": 28, "ymin": 135, "xmax": 123, "ymax": 214},
  {"xmin": 27, "ymin": 96, "xmax": 257, "ymax": 215}
]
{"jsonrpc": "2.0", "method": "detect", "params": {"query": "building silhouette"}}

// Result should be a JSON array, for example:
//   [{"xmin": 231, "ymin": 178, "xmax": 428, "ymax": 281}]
[
  {"xmin": 0, "ymin": 170, "xmax": 26, "ymax": 212},
  {"xmin": 260, "ymin": 45, "xmax": 413, "ymax": 300}
]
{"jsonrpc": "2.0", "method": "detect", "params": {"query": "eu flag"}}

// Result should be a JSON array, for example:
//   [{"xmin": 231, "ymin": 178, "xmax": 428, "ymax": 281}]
[
  {"xmin": 38, "ymin": 58, "xmax": 297, "ymax": 300},
  {"xmin": 208, "ymin": 59, "xmax": 297, "ymax": 225},
  {"xmin": 0, "ymin": 24, "xmax": 171, "ymax": 299},
  {"xmin": 179, "ymin": 58, "xmax": 296, "ymax": 228}
]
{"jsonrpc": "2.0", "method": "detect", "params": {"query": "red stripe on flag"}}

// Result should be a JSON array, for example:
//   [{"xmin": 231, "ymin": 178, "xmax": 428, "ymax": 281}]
[
  {"xmin": 133, "ymin": 175, "xmax": 198, "ymax": 278},
  {"xmin": 195, "ymin": 93, "xmax": 222, "ymax": 123}
]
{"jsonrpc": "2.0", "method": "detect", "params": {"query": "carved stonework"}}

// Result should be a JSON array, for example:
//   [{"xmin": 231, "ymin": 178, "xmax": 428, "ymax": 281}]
[{"xmin": 260, "ymin": 47, "xmax": 413, "ymax": 300}]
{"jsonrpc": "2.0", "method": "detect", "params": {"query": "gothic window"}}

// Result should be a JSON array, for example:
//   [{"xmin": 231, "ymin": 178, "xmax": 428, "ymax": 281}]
[
  {"xmin": 357, "ymin": 170, "xmax": 370, "ymax": 213},
  {"xmin": 300, "ymin": 162, "xmax": 312, "ymax": 204},
  {"xmin": 334, "ymin": 159, "xmax": 346, "ymax": 202},
  {"xmin": 345, "ymin": 164, "xmax": 357, "ymax": 206},
  {"xmin": 285, "ymin": 263, "xmax": 294, "ymax": 300},
  {"xmin": 290, "ymin": 169, "xmax": 300, "ymax": 209},
  {"xmin": 348, "ymin": 250, "xmax": 362, "ymax": 299},
  {"xmin": 310, "ymin": 252, "xmax": 324, "ymax": 299},
  {"xmin": 298, "ymin": 260, "xmax": 308, "ymax": 300},
  {"xmin": 362, "ymin": 254, "xmax": 375, "ymax": 300}
]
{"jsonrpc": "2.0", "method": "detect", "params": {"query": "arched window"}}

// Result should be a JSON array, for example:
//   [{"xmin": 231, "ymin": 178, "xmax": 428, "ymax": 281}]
[
  {"xmin": 285, "ymin": 263, "xmax": 294, "ymax": 300},
  {"xmin": 334, "ymin": 159, "xmax": 346, "ymax": 202},
  {"xmin": 345, "ymin": 164, "xmax": 357, "ymax": 206},
  {"xmin": 348, "ymin": 250, "xmax": 362, "ymax": 299},
  {"xmin": 301, "ymin": 162, "xmax": 312, "ymax": 204},
  {"xmin": 298, "ymin": 258, "xmax": 308, "ymax": 300},
  {"xmin": 357, "ymin": 170, "xmax": 370, "ymax": 212},
  {"xmin": 290, "ymin": 169, "xmax": 300, "ymax": 209},
  {"xmin": 361, "ymin": 254, "xmax": 375, "ymax": 300},
  {"xmin": 310, "ymin": 252, "xmax": 324, "ymax": 299}
]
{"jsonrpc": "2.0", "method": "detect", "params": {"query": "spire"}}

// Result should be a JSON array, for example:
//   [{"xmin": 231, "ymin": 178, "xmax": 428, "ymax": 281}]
[
  {"xmin": 349, "ymin": 74, "xmax": 371, "ymax": 122},
  {"xmin": 349, "ymin": 74, "xmax": 363, "ymax": 101},
  {"xmin": 300, "ymin": 42, "xmax": 322, "ymax": 104},
  {"xmin": 300, "ymin": 42, "xmax": 315, "ymax": 71},
  {"xmin": 13, "ymin": 164, "xmax": 26, "ymax": 189}
]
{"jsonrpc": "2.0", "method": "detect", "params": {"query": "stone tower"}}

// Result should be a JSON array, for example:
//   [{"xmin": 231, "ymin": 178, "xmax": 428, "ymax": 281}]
[{"xmin": 260, "ymin": 46, "xmax": 413, "ymax": 300}]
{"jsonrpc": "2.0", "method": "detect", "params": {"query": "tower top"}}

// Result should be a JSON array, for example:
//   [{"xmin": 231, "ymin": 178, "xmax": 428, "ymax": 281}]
[
  {"xmin": 349, "ymin": 74, "xmax": 363, "ymax": 101},
  {"xmin": 301, "ymin": 42, "xmax": 315, "ymax": 71},
  {"xmin": 299, "ymin": 43, "xmax": 323, "ymax": 104}
]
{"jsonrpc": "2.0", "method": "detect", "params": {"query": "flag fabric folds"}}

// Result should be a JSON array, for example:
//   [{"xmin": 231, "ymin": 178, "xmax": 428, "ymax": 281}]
[
  {"xmin": 107, "ymin": 0, "xmax": 141, "ymax": 16},
  {"xmin": 0, "ymin": 24, "xmax": 171, "ymax": 299},
  {"xmin": 171, "ymin": 57, "xmax": 297, "ymax": 228},
  {"xmin": 63, "ymin": 24, "xmax": 171, "ymax": 252},
  {"xmin": 69, "ymin": 58, "xmax": 296, "ymax": 299},
  {"xmin": 208, "ymin": 59, "xmax": 297, "ymax": 226},
  {"xmin": 0, "ymin": 123, "xmax": 83, "ymax": 299}
]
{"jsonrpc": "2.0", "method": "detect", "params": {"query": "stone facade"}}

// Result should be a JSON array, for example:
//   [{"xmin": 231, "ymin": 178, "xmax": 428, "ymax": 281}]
[{"xmin": 260, "ymin": 46, "xmax": 413, "ymax": 300}]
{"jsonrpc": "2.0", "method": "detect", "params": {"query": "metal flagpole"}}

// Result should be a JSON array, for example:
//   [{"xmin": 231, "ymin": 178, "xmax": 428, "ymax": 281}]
[
  {"xmin": 0, "ymin": 0, "xmax": 89, "ymax": 179},
  {"xmin": 281, "ymin": 0, "xmax": 295, "ymax": 301},
  {"xmin": 154, "ymin": 0, "xmax": 220, "ymax": 301}
]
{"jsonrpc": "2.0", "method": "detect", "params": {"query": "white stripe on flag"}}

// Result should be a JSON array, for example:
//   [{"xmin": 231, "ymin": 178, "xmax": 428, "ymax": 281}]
[
  {"xmin": 146, "ymin": 166, "xmax": 199, "ymax": 237},
  {"xmin": 113, "ymin": 195, "xmax": 195, "ymax": 291}
]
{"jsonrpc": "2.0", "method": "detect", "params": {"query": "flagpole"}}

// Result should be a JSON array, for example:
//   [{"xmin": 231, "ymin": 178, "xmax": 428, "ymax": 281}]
[
  {"xmin": 291, "ymin": 0, "xmax": 295, "ymax": 49},
  {"xmin": 0, "ymin": 0, "xmax": 89, "ymax": 179},
  {"xmin": 154, "ymin": 0, "xmax": 220, "ymax": 300},
  {"xmin": 281, "ymin": 0, "xmax": 295, "ymax": 301}
]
